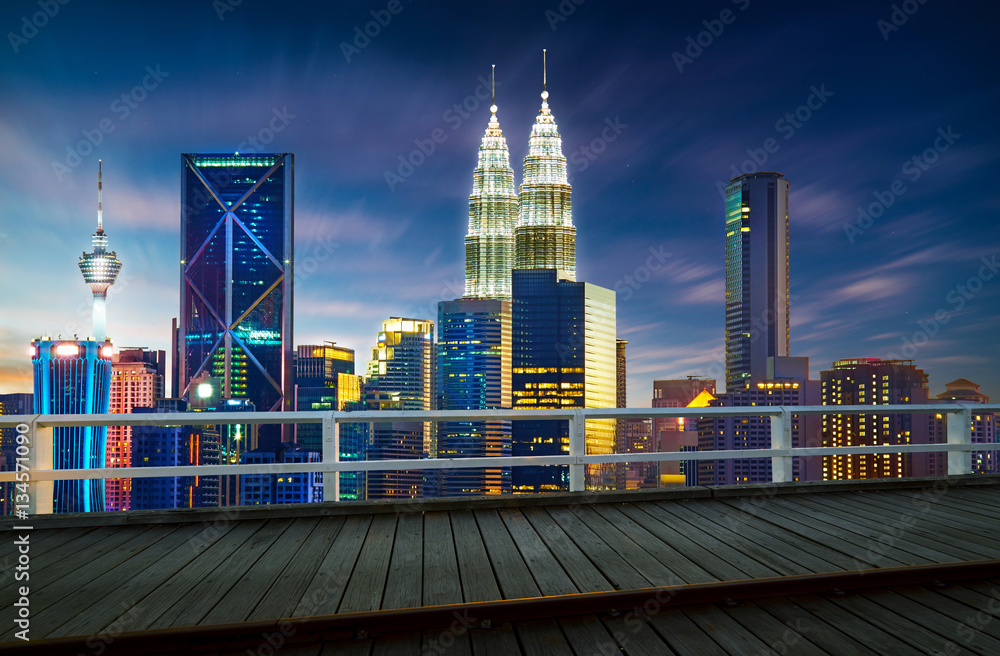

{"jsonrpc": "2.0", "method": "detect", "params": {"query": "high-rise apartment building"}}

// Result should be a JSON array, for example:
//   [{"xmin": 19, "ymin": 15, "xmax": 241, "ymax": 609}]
[
  {"xmin": 0, "ymin": 393, "xmax": 33, "ymax": 515},
  {"xmin": 106, "ymin": 348, "xmax": 165, "ymax": 511},
  {"xmin": 511, "ymin": 269, "xmax": 616, "ymax": 492},
  {"xmin": 821, "ymin": 358, "xmax": 929, "ymax": 480},
  {"xmin": 294, "ymin": 343, "xmax": 356, "ymax": 451},
  {"xmin": 724, "ymin": 172, "xmax": 789, "ymax": 391},
  {"xmin": 365, "ymin": 318, "xmax": 434, "ymax": 499},
  {"xmin": 465, "ymin": 72, "xmax": 518, "ymax": 300},
  {"xmin": 131, "ymin": 399, "xmax": 220, "ymax": 510},
  {"xmin": 241, "ymin": 443, "xmax": 322, "ymax": 505},
  {"xmin": 515, "ymin": 54, "xmax": 576, "ymax": 279},
  {"xmin": 178, "ymin": 153, "xmax": 293, "ymax": 448},
  {"xmin": 925, "ymin": 379, "xmax": 996, "ymax": 476},
  {"xmin": 435, "ymin": 298, "xmax": 512, "ymax": 497}
]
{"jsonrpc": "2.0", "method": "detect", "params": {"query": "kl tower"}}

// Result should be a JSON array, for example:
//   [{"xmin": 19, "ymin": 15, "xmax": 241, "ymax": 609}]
[{"xmin": 78, "ymin": 160, "xmax": 123, "ymax": 340}]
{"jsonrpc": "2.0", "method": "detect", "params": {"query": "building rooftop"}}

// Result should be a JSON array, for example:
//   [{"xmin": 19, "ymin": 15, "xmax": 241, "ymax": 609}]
[{"xmin": 3, "ymin": 475, "xmax": 999, "ymax": 654}]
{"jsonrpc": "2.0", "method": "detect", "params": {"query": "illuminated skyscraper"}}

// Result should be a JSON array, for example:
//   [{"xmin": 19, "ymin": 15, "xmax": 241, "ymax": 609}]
[
  {"xmin": 365, "ymin": 318, "xmax": 434, "ymax": 499},
  {"xmin": 179, "ymin": 153, "xmax": 293, "ymax": 448},
  {"xmin": 928, "ymin": 379, "xmax": 996, "ymax": 475},
  {"xmin": 465, "ymin": 67, "xmax": 518, "ymax": 300},
  {"xmin": 32, "ymin": 338, "xmax": 113, "ymax": 513},
  {"xmin": 511, "ymin": 269, "xmax": 615, "ymax": 492},
  {"xmin": 0, "ymin": 393, "xmax": 33, "ymax": 515},
  {"xmin": 821, "ymin": 358, "xmax": 929, "ymax": 480},
  {"xmin": 106, "ymin": 348, "xmax": 164, "ymax": 511},
  {"xmin": 435, "ymin": 298, "xmax": 512, "ymax": 496},
  {"xmin": 78, "ymin": 160, "xmax": 123, "ymax": 342},
  {"xmin": 515, "ymin": 51, "xmax": 576, "ymax": 280},
  {"xmin": 724, "ymin": 172, "xmax": 789, "ymax": 391}
]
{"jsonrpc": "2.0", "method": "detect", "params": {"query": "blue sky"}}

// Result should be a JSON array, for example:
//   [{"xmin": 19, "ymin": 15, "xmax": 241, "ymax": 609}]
[{"xmin": 1, "ymin": 0, "xmax": 998, "ymax": 404}]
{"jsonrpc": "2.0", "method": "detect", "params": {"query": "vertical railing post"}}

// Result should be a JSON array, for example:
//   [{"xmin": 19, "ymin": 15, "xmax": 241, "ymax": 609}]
[
  {"xmin": 28, "ymin": 418, "xmax": 54, "ymax": 516},
  {"xmin": 770, "ymin": 408, "xmax": 793, "ymax": 483},
  {"xmin": 322, "ymin": 412, "xmax": 340, "ymax": 502},
  {"xmin": 947, "ymin": 404, "xmax": 972, "ymax": 476},
  {"xmin": 569, "ymin": 409, "xmax": 586, "ymax": 492}
]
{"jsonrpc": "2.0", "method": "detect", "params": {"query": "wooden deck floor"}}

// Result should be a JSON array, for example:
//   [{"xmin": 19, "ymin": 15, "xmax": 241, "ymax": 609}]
[{"xmin": 3, "ymin": 476, "xmax": 1000, "ymax": 654}]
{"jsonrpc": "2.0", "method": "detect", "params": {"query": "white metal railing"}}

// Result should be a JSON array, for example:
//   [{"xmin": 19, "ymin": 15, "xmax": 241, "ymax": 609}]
[{"xmin": 1, "ymin": 404, "xmax": 997, "ymax": 515}]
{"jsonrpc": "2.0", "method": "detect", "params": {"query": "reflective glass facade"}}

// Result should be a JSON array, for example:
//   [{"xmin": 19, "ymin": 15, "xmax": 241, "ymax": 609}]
[
  {"xmin": 435, "ymin": 299, "xmax": 512, "ymax": 496},
  {"xmin": 31, "ymin": 339, "xmax": 112, "ymax": 513},
  {"xmin": 179, "ymin": 154, "xmax": 293, "ymax": 446},
  {"xmin": 511, "ymin": 269, "xmax": 616, "ymax": 492},
  {"xmin": 724, "ymin": 173, "xmax": 789, "ymax": 391}
]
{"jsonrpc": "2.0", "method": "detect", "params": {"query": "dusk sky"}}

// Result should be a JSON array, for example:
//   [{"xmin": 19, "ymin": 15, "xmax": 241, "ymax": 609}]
[{"xmin": 1, "ymin": 0, "xmax": 997, "ymax": 404}]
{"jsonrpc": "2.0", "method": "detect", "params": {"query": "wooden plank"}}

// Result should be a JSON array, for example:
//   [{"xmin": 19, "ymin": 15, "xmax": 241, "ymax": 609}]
[
  {"xmin": 825, "ymin": 590, "xmax": 983, "ymax": 656},
  {"xmin": 293, "ymin": 515, "xmax": 373, "ymax": 617},
  {"xmin": 339, "ymin": 514, "xmax": 398, "ymax": 613},
  {"xmin": 850, "ymin": 492, "xmax": 1000, "ymax": 557},
  {"xmin": 729, "ymin": 495, "xmax": 913, "ymax": 569},
  {"xmin": 894, "ymin": 487, "xmax": 1000, "ymax": 520},
  {"xmin": 680, "ymin": 603, "xmax": 785, "ymax": 656},
  {"xmin": 520, "ymin": 506, "xmax": 613, "ymax": 594},
  {"xmin": 320, "ymin": 639, "xmax": 372, "ymax": 655},
  {"xmin": 222, "ymin": 644, "xmax": 321, "ymax": 656},
  {"xmin": 717, "ymin": 599, "xmax": 830, "ymax": 656},
  {"xmin": 451, "ymin": 510, "xmax": 503, "ymax": 603},
  {"xmin": 857, "ymin": 489, "xmax": 1000, "ymax": 538},
  {"xmin": 3, "ymin": 523, "xmax": 169, "ymax": 634},
  {"xmin": 468, "ymin": 623, "xmax": 521, "ymax": 655},
  {"xmin": 98, "ymin": 520, "xmax": 266, "ymax": 634},
  {"xmin": 559, "ymin": 614, "xmax": 622, "ymax": 655},
  {"xmin": 753, "ymin": 595, "xmax": 880, "ymax": 655},
  {"xmin": 785, "ymin": 593, "xmax": 921, "ymax": 655},
  {"xmin": 602, "ymin": 614, "xmax": 675, "ymax": 655},
  {"xmin": 514, "ymin": 619, "xmax": 573, "ymax": 656},
  {"xmin": 371, "ymin": 630, "xmax": 420, "ymax": 656},
  {"xmin": 765, "ymin": 495, "xmax": 924, "ymax": 567},
  {"xmin": 888, "ymin": 586, "xmax": 1000, "ymax": 641},
  {"xmin": 420, "ymin": 629, "xmax": 472, "ymax": 656},
  {"xmin": 617, "ymin": 502, "xmax": 754, "ymax": 581},
  {"xmin": 498, "ymin": 508, "xmax": 577, "ymax": 596},
  {"xmin": 201, "ymin": 517, "xmax": 320, "ymax": 624},
  {"xmin": 543, "ymin": 505, "xmax": 651, "ymax": 590},
  {"xmin": 422, "ymin": 511, "xmax": 463, "ymax": 607},
  {"xmin": 937, "ymin": 579, "xmax": 1000, "ymax": 617},
  {"xmin": 645, "ymin": 608, "xmax": 728, "ymax": 656},
  {"xmin": 474, "ymin": 509, "xmax": 540, "ymax": 599},
  {"xmin": 42, "ymin": 523, "xmax": 224, "ymax": 638},
  {"xmin": 587, "ymin": 504, "xmax": 716, "ymax": 584},
  {"xmin": 381, "ymin": 512, "xmax": 423, "ymax": 610},
  {"xmin": 861, "ymin": 587, "xmax": 1000, "ymax": 652},
  {"xmin": 150, "ymin": 519, "xmax": 295, "ymax": 628},
  {"xmin": 247, "ymin": 516, "xmax": 347, "ymax": 621},
  {"xmin": 678, "ymin": 499, "xmax": 856, "ymax": 572},
  {"xmin": 792, "ymin": 493, "xmax": 982, "ymax": 563},
  {"xmin": 566, "ymin": 505, "xmax": 689, "ymax": 588},
  {"xmin": 651, "ymin": 501, "xmax": 804, "ymax": 577}
]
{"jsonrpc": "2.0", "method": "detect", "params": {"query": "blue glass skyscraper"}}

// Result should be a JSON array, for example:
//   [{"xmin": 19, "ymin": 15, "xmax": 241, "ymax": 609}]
[
  {"xmin": 32, "ymin": 339, "xmax": 113, "ymax": 513},
  {"xmin": 435, "ymin": 298, "xmax": 512, "ymax": 496},
  {"xmin": 179, "ymin": 153, "xmax": 294, "ymax": 448}
]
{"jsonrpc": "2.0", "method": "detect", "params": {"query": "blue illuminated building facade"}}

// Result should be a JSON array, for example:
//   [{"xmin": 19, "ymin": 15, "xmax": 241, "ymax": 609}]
[
  {"xmin": 511, "ymin": 269, "xmax": 616, "ymax": 493},
  {"xmin": 31, "ymin": 338, "xmax": 113, "ymax": 513},
  {"xmin": 435, "ymin": 298, "xmax": 511, "ymax": 496},
  {"xmin": 179, "ymin": 153, "xmax": 294, "ymax": 448}
]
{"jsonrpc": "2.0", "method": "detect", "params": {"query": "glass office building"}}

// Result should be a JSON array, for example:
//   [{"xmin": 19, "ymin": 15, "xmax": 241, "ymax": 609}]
[
  {"xmin": 31, "ymin": 338, "xmax": 113, "ymax": 513},
  {"xmin": 724, "ymin": 172, "xmax": 789, "ymax": 391},
  {"xmin": 435, "ymin": 298, "xmax": 512, "ymax": 496},
  {"xmin": 511, "ymin": 269, "xmax": 616, "ymax": 492},
  {"xmin": 179, "ymin": 153, "xmax": 293, "ymax": 448}
]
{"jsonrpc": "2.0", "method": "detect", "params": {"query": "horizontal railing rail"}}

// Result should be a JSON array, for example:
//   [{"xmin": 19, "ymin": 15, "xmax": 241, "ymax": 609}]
[{"xmin": 2, "ymin": 404, "xmax": 997, "ymax": 515}]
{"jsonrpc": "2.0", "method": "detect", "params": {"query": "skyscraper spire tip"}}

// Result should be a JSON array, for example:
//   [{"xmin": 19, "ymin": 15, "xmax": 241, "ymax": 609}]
[
  {"xmin": 490, "ymin": 64, "xmax": 497, "ymax": 113},
  {"xmin": 97, "ymin": 160, "xmax": 104, "ymax": 234},
  {"xmin": 541, "ymin": 49, "xmax": 549, "ymax": 100}
]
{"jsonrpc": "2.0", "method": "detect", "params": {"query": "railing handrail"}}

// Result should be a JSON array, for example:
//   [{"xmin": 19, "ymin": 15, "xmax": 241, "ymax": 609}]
[{"xmin": 5, "ymin": 403, "xmax": 996, "ymax": 514}]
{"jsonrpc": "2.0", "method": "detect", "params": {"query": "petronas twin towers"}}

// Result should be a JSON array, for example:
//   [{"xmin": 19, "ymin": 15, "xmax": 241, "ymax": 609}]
[{"xmin": 464, "ymin": 54, "xmax": 576, "ymax": 301}]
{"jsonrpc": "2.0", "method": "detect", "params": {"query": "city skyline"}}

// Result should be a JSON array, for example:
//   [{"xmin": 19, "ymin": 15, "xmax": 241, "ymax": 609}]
[{"xmin": 1, "ymin": 0, "xmax": 998, "ymax": 404}]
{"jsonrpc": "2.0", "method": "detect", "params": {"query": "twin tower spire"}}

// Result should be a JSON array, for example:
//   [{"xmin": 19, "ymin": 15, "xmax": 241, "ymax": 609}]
[{"xmin": 464, "ymin": 51, "xmax": 576, "ymax": 301}]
